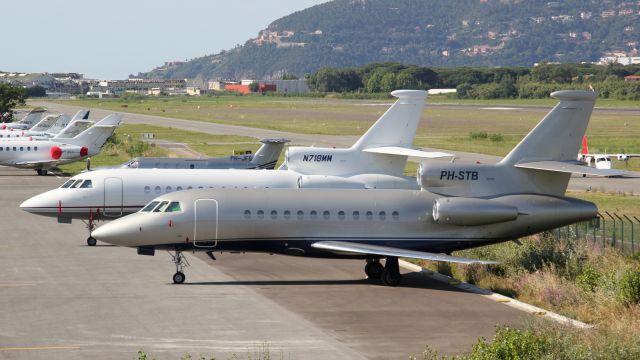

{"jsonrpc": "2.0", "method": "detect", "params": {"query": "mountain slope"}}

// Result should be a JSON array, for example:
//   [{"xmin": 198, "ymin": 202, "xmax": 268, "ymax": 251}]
[{"xmin": 139, "ymin": 0, "xmax": 640, "ymax": 80}]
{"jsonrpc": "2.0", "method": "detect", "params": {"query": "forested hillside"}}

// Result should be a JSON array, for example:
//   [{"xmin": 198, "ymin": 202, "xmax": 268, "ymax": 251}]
[{"xmin": 139, "ymin": 0, "xmax": 640, "ymax": 80}]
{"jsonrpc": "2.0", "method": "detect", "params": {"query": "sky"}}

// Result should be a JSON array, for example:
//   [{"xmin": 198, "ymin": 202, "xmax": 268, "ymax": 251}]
[{"xmin": 0, "ymin": 0, "xmax": 329, "ymax": 79}]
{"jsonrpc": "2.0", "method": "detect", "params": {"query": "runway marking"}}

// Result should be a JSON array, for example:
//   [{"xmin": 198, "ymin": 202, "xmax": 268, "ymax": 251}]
[
  {"xmin": 0, "ymin": 345, "xmax": 80, "ymax": 351},
  {"xmin": 0, "ymin": 283, "xmax": 35, "ymax": 287}
]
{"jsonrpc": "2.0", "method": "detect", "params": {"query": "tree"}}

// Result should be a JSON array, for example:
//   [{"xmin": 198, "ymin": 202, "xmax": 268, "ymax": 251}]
[
  {"xmin": 249, "ymin": 81, "xmax": 260, "ymax": 92},
  {"xmin": 25, "ymin": 86, "xmax": 46, "ymax": 98},
  {"xmin": 0, "ymin": 84, "xmax": 27, "ymax": 114},
  {"xmin": 281, "ymin": 73, "xmax": 299, "ymax": 80}
]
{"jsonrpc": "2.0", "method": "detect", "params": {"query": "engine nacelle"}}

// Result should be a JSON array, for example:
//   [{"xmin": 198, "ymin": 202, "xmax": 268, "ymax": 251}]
[
  {"xmin": 432, "ymin": 197, "xmax": 519, "ymax": 226},
  {"xmin": 50, "ymin": 145, "xmax": 89, "ymax": 160},
  {"xmin": 297, "ymin": 175, "xmax": 367, "ymax": 189}
]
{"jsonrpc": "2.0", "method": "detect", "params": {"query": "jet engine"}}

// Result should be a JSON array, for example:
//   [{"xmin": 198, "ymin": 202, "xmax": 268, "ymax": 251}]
[
  {"xmin": 432, "ymin": 197, "xmax": 519, "ymax": 226},
  {"xmin": 50, "ymin": 145, "xmax": 89, "ymax": 160},
  {"xmin": 297, "ymin": 175, "xmax": 367, "ymax": 189}
]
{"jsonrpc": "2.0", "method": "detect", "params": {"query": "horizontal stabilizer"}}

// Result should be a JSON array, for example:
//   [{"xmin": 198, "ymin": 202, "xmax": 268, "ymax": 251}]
[
  {"xmin": 363, "ymin": 146, "xmax": 453, "ymax": 159},
  {"xmin": 311, "ymin": 241, "xmax": 497, "ymax": 265},
  {"xmin": 515, "ymin": 161, "xmax": 625, "ymax": 177}
]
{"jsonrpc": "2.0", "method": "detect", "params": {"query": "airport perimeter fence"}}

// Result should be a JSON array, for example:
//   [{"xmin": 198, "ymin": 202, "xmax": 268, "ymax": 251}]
[{"xmin": 553, "ymin": 212, "xmax": 640, "ymax": 255}]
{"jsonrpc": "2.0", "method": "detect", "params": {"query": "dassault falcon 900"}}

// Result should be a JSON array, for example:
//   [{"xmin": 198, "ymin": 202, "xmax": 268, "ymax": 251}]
[
  {"xmin": 20, "ymin": 90, "xmax": 452, "ymax": 245},
  {"xmin": 90, "ymin": 91, "xmax": 610, "ymax": 286}
]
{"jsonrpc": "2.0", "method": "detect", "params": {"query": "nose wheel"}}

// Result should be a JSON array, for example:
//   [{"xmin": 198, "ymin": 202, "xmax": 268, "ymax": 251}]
[
  {"xmin": 87, "ymin": 237, "xmax": 97, "ymax": 246},
  {"xmin": 170, "ymin": 251, "xmax": 189, "ymax": 284},
  {"xmin": 83, "ymin": 218, "xmax": 98, "ymax": 246}
]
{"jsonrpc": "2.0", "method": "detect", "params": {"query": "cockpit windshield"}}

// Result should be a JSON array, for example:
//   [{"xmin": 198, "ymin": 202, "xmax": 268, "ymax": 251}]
[
  {"xmin": 165, "ymin": 201, "xmax": 182, "ymax": 212},
  {"xmin": 153, "ymin": 201, "xmax": 170, "ymax": 212},
  {"xmin": 69, "ymin": 179, "xmax": 84, "ymax": 188},
  {"xmin": 140, "ymin": 201, "xmax": 160, "ymax": 213},
  {"xmin": 79, "ymin": 180, "xmax": 93, "ymax": 188},
  {"xmin": 60, "ymin": 179, "xmax": 76, "ymax": 188}
]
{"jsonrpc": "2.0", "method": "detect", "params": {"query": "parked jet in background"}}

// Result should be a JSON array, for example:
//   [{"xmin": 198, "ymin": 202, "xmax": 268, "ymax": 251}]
[
  {"xmin": 21, "ymin": 90, "xmax": 452, "ymax": 245},
  {"xmin": 0, "ymin": 108, "xmax": 46, "ymax": 130},
  {"xmin": 120, "ymin": 138, "xmax": 289, "ymax": 170},
  {"xmin": 0, "ymin": 110, "xmax": 90, "ymax": 139},
  {"xmin": 90, "ymin": 91, "xmax": 604, "ymax": 286},
  {"xmin": 577, "ymin": 135, "xmax": 640, "ymax": 170},
  {"xmin": 0, "ymin": 114, "xmax": 121, "ymax": 175}
]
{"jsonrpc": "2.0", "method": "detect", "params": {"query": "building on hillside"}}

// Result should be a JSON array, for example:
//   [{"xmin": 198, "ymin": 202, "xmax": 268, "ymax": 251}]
[
  {"xmin": 224, "ymin": 84, "xmax": 251, "ymax": 94},
  {"xmin": 624, "ymin": 75, "xmax": 640, "ymax": 81},
  {"xmin": 88, "ymin": 78, "xmax": 187, "ymax": 96}
]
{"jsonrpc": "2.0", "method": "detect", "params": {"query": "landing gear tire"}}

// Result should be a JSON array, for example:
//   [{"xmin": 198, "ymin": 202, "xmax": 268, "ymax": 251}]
[
  {"xmin": 87, "ymin": 237, "xmax": 97, "ymax": 246},
  {"xmin": 381, "ymin": 256, "xmax": 402, "ymax": 287},
  {"xmin": 364, "ymin": 260, "xmax": 384, "ymax": 280},
  {"xmin": 36, "ymin": 169, "xmax": 47, "ymax": 176},
  {"xmin": 173, "ymin": 271, "xmax": 185, "ymax": 284}
]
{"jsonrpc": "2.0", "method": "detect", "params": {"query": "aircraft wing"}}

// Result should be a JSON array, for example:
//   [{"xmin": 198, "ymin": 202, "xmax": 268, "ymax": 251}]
[
  {"xmin": 311, "ymin": 241, "xmax": 497, "ymax": 265},
  {"xmin": 515, "ymin": 160, "xmax": 625, "ymax": 177},
  {"xmin": 363, "ymin": 146, "xmax": 454, "ymax": 159},
  {"xmin": 14, "ymin": 160, "xmax": 58, "ymax": 166}
]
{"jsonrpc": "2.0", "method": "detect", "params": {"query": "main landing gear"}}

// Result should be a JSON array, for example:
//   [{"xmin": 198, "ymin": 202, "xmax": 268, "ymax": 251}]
[
  {"xmin": 364, "ymin": 257, "xmax": 402, "ymax": 287},
  {"xmin": 36, "ymin": 169, "xmax": 48, "ymax": 176},
  {"xmin": 83, "ymin": 219, "xmax": 98, "ymax": 246},
  {"xmin": 170, "ymin": 250, "xmax": 189, "ymax": 284}
]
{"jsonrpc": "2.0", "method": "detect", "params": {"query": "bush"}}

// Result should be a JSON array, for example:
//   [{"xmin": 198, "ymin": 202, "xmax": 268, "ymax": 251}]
[
  {"xmin": 469, "ymin": 131, "xmax": 488, "ymax": 140},
  {"xmin": 464, "ymin": 327, "xmax": 552, "ymax": 360},
  {"xmin": 488, "ymin": 133, "xmax": 503, "ymax": 142},
  {"xmin": 576, "ymin": 265, "xmax": 601, "ymax": 292},
  {"xmin": 617, "ymin": 268, "xmax": 640, "ymax": 306}
]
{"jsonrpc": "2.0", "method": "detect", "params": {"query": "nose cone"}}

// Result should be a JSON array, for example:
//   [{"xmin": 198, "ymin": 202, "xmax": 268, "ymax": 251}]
[
  {"xmin": 20, "ymin": 191, "xmax": 58, "ymax": 217},
  {"xmin": 92, "ymin": 214, "xmax": 144, "ymax": 247}
]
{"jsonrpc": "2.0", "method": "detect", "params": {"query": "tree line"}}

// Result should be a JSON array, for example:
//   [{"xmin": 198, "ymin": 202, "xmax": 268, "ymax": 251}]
[{"xmin": 305, "ymin": 62, "xmax": 640, "ymax": 100}]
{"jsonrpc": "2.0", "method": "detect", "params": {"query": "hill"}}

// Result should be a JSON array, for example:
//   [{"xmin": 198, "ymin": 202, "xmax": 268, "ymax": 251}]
[{"xmin": 138, "ymin": 0, "xmax": 640, "ymax": 80}]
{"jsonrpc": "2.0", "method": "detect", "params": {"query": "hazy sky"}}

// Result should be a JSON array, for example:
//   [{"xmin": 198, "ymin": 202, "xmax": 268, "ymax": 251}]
[{"xmin": 0, "ymin": 0, "xmax": 329, "ymax": 79}]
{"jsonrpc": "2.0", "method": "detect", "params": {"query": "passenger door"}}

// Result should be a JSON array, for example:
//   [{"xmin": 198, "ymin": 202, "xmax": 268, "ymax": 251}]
[
  {"xmin": 103, "ymin": 177, "xmax": 123, "ymax": 217},
  {"xmin": 193, "ymin": 199, "xmax": 218, "ymax": 247}
]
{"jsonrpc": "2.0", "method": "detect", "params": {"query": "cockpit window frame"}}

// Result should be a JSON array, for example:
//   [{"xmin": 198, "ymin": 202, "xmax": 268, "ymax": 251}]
[
  {"xmin": 140, "ymin": 201, "xmax": 160, "ymax": 213},
  {"xmin": 79, "ymin": 180, "xmax": 93, "ymax": 189},
  {"xmin": 153, "ymin": 201, "xmax": 170, "ymax": 213},
  {"xmin": 60, "ymin": 179, "xmax": 76, "ymax": 188},
  {"xmin": 165, "ymin": 201, "xmax": 182, "ymax": 213},
  {"xmin": 69, "ymin": 179, "xmax": 84, "ymax": 188}
]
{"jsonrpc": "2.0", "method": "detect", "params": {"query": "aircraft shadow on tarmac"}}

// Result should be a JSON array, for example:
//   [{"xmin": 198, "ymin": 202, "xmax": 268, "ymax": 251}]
[{"xmin": 183, "ymin": 272, "xmax": 469, "ymax": 293}]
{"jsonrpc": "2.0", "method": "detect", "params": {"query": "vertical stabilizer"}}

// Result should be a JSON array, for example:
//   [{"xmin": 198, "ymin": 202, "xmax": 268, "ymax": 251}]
[
  {"xmin": 58, "ymin": 114, "xmax": 122, "ymax": 154},
  {"xmin": 351, "ymin": 90, "xmax": 427, "ymax": 150},
  {"xmin": 500, "ymin": 91, "xmax": 597, "ymax": 166},
  {"xmin": 250, "ymin": 138, "xmax": 290, "ymax": 169}
]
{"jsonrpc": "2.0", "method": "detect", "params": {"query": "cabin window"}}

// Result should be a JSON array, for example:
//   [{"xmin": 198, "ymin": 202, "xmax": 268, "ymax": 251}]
[
  {"xmin": 296, "ymin": 210, "xmax": 304, "ymax": 220},
  {"xmin": 283, "ymin": 210, "xmax": 291, "ymax": 219},
  {"xmin": 34, "ymin": 146, "xmax": 38, "ymax": 151},
  {"xmin": 379, "ymin": 211, "xmax": 386, "ymax": 221},
  {"xmin": 257, "ymin": 210, "xmax": 264, "ymax": 219},
  {"xmin": 323, "ymin": 210, "xmax": 330, "ymax": 220},
  {"xmin": 79, "ymin": 180, "xmax": 93, "ymax": 189},
  {"xmin": 366, "ymin": 211, "xmax": 373, "ymax": 220},
  {"xmin": 153, "ymin": 201, "xmax": 169, "ymax": 212},
  {"xmin": 198, "ymin": 186, "xmax": 203, "ymax": 189},
  {"xmin": 244, "ymin": 210, "xmax": 251, "ymax": 219},
  {"xmin": 392, "ymin": 211, "xmax": 399, "ymax": 220},
  {"xmin": 187, "ymin": 186, "xmax": 193, "ymax": 190},
  {"xmin": 165, "ymin": 202, "xmax": 182, "ymax": 212},
  {"xmin": 166, "ymin": 186, "xmax": 172, "ymax": 193},
  {"xmin": 27, "ymin": 146, "xmax": 31, "ymax": 151},
  {"xmin": 20, "ymin": 147, "xmax": 23, "ymax": 151},
  {"xmin": 338, "ymin": 211, "xmax": 345, "ymax": 220},
  {"xmin": 353, "ymin": 211, "xmax": 360, "ymax": 220},
  {"xmin": 310, "ymin": 210, "xmax": 318, "ymax": 220},
  {"xmin": 0, "ymin": 147, "xmax": 3, "ymax": 151},
  {"xmin": 12, "ymin": 147, "xmax": 16, "ymax": 151},
  {"xmin": 60, "ymin": 179, "xmax": 75, "ymax": 188},
  {"xmin": 144, "ymin": 186, "xmax": 151, "ymax": 194},
  {"xmin": 154, "ymin": 186, "xmax": 161, "ymax": 194},
  {"xmin": 140, "ymin": 201, "xmax": 159, "ymax": 212},
  {"xmin": 176, "ymin": 186, "xmax": 183, "ymax": 191},
  {"xmin": 270, "ymin": 210, "xmax": 277, "ymax": 219}
]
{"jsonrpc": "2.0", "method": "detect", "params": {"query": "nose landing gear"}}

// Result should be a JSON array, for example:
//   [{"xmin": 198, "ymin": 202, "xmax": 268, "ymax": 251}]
[{"xmin": 170, "ymin": 251, "xmax": 189, "ymax": 284}]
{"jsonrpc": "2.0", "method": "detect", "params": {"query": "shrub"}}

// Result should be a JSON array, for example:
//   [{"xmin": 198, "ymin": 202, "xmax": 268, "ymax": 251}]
[
  {"xmin": 463, "ymin": 327, "xmax": 553, "ymax": 360},
  {"xmin": 488, "ymin": 133, "xmax": 504, "ymax": 142},
  {"xmin": 576, "ymin": 265, "xmax": 601, "ymax": 292},
  {"xmin": 469, "ymin": 131, "xmax": 488, "ymax": 140},
  {"xmin": 617, "ymin": 268, "xmax": 640, "ymax": 306}
]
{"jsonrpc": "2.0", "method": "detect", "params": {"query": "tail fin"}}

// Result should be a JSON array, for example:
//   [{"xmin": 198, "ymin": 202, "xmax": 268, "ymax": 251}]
[
  {"xmin": 46, "ymin": 110, "xmax": 90, "ymax": 135},
  {"xmin": 16, "ymin": 109, "xmax": 46, "ymax": 127},
  {"xmin": 28, "ymin": 115, "xmax": 61, "ymax": 132},
  {"xmin": 351, "ymin": 90, "xmax": 426, "ymax": 150},
  {"xmin": 250, "ymin": 138, "xmax": 290, "ymax": 169},
  {"xmin": 581, "ymin": 135, "xmax": 589, "ymax": 155},
  {"xmin": 500, "ymin": 91, "xmax": 597, "ymax": 166},
  {"xmin": 59, "ymin": 114, "xmax": 122, "ymax": 154}
]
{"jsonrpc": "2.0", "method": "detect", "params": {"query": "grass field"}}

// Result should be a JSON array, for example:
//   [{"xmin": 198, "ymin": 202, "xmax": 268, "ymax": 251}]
[{"xmin": 56, "ymin": 96, "xmax": 640, "ymax": 161}]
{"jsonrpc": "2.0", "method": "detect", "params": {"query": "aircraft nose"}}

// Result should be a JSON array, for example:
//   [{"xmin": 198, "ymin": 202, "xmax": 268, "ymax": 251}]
[
  {"xmin": 20, "ymin": 193, "xmax": 55, "ymax": 216},
  {"xmin": 92, "ymin": 216, "xmax": 143, "ymax": 247}
]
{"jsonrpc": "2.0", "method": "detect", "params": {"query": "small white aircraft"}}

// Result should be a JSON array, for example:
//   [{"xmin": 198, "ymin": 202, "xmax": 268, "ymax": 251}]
[
  {"xmin": 577, "ymin": 135, "xmax": 640, "ymax": 170},
  {"xmin": 21, "ymin": 90, "xmax": 453, "ymax": 245},
  {"xmin": 0, "ymin": 108, "xmax": 47, "ymax": 130},
  {"xmin": 90, "ymin": 91, "xmax": 605, "ymax": 286},
  {"xmin": 0, "ymin": 114, "xmax": 122, "ymax": 175},
  {"xmin": 0, "ymin": 110, "xmax": 90, "ymax": 139}
]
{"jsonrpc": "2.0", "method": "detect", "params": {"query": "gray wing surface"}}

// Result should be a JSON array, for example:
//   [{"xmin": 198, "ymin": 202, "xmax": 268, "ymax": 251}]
[{"xmin": 311, "ymin": 241, "xmax": 497, "ymax": 265}]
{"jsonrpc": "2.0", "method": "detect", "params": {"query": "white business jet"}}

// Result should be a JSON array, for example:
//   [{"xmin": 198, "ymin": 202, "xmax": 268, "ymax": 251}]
[{"xmin": 21, "ymin": 90, "xmax": 453, "ymax": 246}]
